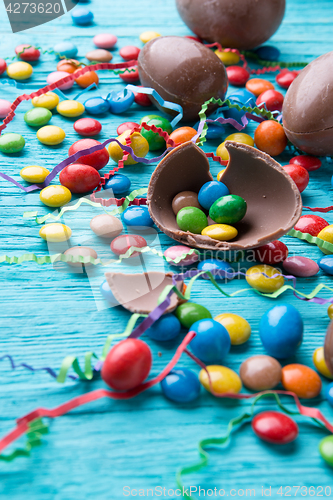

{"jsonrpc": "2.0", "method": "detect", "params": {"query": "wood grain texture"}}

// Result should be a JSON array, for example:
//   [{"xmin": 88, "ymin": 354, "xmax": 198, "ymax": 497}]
[{"xmin": 1, "ymin": 0, "xmax": 333, "ymax": 498}]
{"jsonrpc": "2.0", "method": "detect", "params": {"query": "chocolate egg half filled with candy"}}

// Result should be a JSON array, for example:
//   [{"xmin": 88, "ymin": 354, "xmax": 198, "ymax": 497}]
[
  {"xmin": 176, "ymin": 0, "xmax": 285, "ymax": 50},
  {"xmin": 147, "ymin": 141, "xmax": 302, "ymax": 251},
  {"xmin": 137, "ymin": 36, "xmax": 228, "ymax": 121},
  {"xmin": 283, "ymin": 51, "xmax": 333, "ymax": 156}
]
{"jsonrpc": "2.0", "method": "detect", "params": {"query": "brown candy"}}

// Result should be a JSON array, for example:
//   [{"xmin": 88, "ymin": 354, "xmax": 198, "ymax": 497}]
[
  {"xmin": 64, "ymin": 246, "xmax": 97, "ymax": 267},
  {"xmin": 90, "ymin": 214, "xmax": 123, "ymax": 239},
  {"xmin": 86, "ymin": 49, "xmax": 113, "ymax": 62},
  {"xmin": 176, "ymin": 0, "xmax": 285, "ymax": 50},
  {"xmin": 172, "ymin": 191, "xmax": 201, "ymax": 215},
  {"xmin": 137, "ymin": 36, "xmax": 228, "ymax": 121},
  {"xmin": 324, "ymin": 321, "xmax": 333, "ymax": 374},
  {"xmin": 240, "ymin": 355, "xmax": 282, "ymax": 391}
]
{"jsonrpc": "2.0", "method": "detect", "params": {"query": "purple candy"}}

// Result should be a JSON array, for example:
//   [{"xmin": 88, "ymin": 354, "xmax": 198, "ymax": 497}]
[{"xmin": 282, "ymin": 256, "xmax": 319, "ymax": 277}]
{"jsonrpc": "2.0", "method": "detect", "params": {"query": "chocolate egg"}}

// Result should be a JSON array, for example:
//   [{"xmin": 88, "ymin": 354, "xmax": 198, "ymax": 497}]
[
  {"xmin": 324, "ymin": 321, "xmax": 333, "ymax": 374},
  {"xmin": 137, "ymin": 36, "xmax": 228, "ymax": 121},
  {"xmin": 147, "ymin": 141, "xmax": 302, "ymax": 250},
  {"xmin": 283, "ymin": 51, "xmax": 333, "ymax": 156},
  {"xmin": 176, "ymin": 0, "xmax": 285, "ymax": 50}
]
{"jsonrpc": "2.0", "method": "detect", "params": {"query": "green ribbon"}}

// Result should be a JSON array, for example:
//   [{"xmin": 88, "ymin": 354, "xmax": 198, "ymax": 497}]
[
  {"xmin": 0, "ymin": 419, "xmax": 49, "ymax": 462},
  {"xmin": 287, "ymin": 228, "xmax": 333, "ymax": 254},
  {"xmin": 241, "ymin": 51, "xmax": 308, "ymax": 68}
]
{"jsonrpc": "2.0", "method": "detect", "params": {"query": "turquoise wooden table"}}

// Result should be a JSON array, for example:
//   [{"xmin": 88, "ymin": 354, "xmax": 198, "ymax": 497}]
[{"xmin": 1, "ymin": 0, "xmax": 333, "ymax": 498}]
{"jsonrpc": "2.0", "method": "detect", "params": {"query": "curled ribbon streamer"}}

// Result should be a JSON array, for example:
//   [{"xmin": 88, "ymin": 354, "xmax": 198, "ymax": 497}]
[
  {"xmin": 287, "ymin": 228, "xmax": 333, "ymax": 254},
  {"xmin": 242, "ymin": 50, "xmax": 307, "ymax": 69},
  {"xmin": 303, "ymin": 205, "xmax": 333, "ymax": 213},
  {"xmin": 0, "ymin": 419, "xmax": 49, "ymax": 462}
]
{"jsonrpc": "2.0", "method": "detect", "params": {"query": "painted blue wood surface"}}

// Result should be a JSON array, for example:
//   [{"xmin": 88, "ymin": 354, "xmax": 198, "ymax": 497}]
[{"xmin": 1, "ymin": 0, "xmax": 333, "ymax": 498}]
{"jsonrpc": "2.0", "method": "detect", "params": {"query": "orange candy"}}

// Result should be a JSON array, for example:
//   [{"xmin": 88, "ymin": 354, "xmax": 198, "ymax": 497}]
[
  {"xmin": 246, "ymin": 78, "xmax": 275, "ymax": 96},
  {"xmin": 254, "ymin": 120, "xmax": 287, "ymax": 156},
  {"xmin": 57, "ymin": 59, "xmax": 82, "ymax": 74},
  {"xmin": 281, "ymin": 364, "xmax": 322, "ymax": 399},
  {"xmin": 74, "ymin": 69, "xmax": 99, "ymax": 88},
  {"xmin": 167, "ymin": 126, "xmax": 198, "ymax": 148}
]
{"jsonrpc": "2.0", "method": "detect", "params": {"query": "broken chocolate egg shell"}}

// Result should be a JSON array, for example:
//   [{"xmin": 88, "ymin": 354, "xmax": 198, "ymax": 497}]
[
  {"xmin": 147, "ymin": 141, "xmax": 302, "ymax": 251},
  {"xmin": 324, "ymin": 321, "xmax": 333, "ymax": 375}
]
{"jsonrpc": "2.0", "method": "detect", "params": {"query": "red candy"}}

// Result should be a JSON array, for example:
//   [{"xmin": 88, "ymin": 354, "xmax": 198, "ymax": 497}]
[
  {"xmin": 119, "ymin": 67, "xmax": 140, "ymax": 83},
  {"xmin": 252, "ymin": 411, "xmax": 299, "ymax": 445},
  {"xmin": 101, "ymin": 339, "xmax": 152, "ymax": 390},
  {"xmin": 254, "ymin": 240, "xmax": 288, "ymax": 264},
  {"xmin": 282, "ymin": 164, "xmax": 309, "ymax": 193},
  {"xmin": 117, "ymin": 121, "xmax": 140, "ymax": 135},
  {"xmin": 294, "ymin": 214, "xmax": 329, "ymax": 236},
  {"xmin": 73, "ymin": 118, "xmax": 102, "ymax": 136},
  {"xmin": 59, "ymin": 164, "xmax": 101, "ymax": 194},
  {"xmin": 111, "ymin": 234, "xmax": 147, "ymax": 257},
  {"xmin": 290, "ymin": 155, "xmax": 321, "ymax": 172},
  {"xmin": 119, "ymin": 45, "xmax": 141, "ymax": 61},
  {"xmin": 276, "ymin": 69, "xmax": 299, "ymax": 89},
  {"xmin": 256, "ymin": 89, "xmax": 284, "ymax": 112},
  {"xmin": 15, "ymin": 44, "xmax": 40, "ymax": 61},
  {"xmin": 0, "ymin": 58, "xmax": 7, "ymax": 75},
  {"xmin": 69, "ymin": 139, "xmax": 109, "ymax": 171},
  {"xmin": 226, "ymin": 66, "xmax": 250, "ymax": 86},
  {"xmin": 134, "ymin": 86, "xmax": 152, "ymax": 107}
]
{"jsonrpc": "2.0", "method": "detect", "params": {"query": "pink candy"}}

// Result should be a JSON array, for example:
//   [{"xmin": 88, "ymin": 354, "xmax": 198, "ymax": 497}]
[
  {"xmin": 46, "ymin": 71, "xmax": 74, "ymax": 90},
  {"xmin": 282, "ymin": 256, "xmax": 319, "ymax": 277},
  {"xmin": 0, "ymin": 99, "xmax": 12, "ymax": 119},
  {"xmin": 164, "ymin": 245, "xmax": 199, "ymax": 266},
  {"xmin": 93, "ymin": 33, "xmax": 117, "ymax": 49}
]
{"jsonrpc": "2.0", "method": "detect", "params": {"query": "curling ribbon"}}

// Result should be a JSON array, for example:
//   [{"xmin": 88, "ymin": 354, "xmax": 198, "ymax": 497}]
[
  {"xmin": 303, "ymin": 205, "xmax": 333, "ymax": 213},
  {"xmin": 0, "ymin": 419, "xmax": 49, "ymax": 462},
  {"xmin": 287, "ymin": 228, "xmax": 333, "ymax": 254},
  {"xmin": 242, "ymin": 50, "xmax": 307, "ymax": 69}
]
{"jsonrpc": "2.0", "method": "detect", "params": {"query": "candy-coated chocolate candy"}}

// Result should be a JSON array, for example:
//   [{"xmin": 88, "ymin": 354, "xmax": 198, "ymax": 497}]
[
  {"xmin": 283, "ymin": 164, "xmax": 309, "ymax": 193},
  {"xmin": 117, "ymin": 121, "xmax": 140, "ymax": 136},
  {"xmin": 164, "ymin": 245, "xmax": 199, "ymax": 266},
  {"xmin": 90, "ymin": 214, "xmax": 123, "ymax": 238},
  {"xmin": 103, "ymin": 173, "xmax": 131, "ymax": 195},
  {"xmin": 0, "ymin": 99, "xmax": 11, "ymax": 119},
  {"xmin": 86, "ymin": 49, "xmax": 113, "ymax": 62},
  {"xmin": 256, "ymin": 89, "xmax": 284, "ymax": 112},
  {"xmin": 255, "ymin": 45, "xmax": 280, "ymax": 61},
  {"xmin": 60, "ymin": 164, "xmax": 101, "ymax": 194},
  {"xmin": 198, "ymin": 181, "xmax": 230, "ymax": 210},
  {"xmin": 46, "ymin": 71, "xmax": 74, "ymax": 90},
  {"xmin": 175, "ymin": 302, "xmax": 212, "ymax": 329},
  {"xmin": 93, "ymin": 33, "xmax": 117, "ymax": 49},
  {"xmin": 120, "ymin": 45, "xmax": 141, "ymax": 60},
  {"xmin": 111, "ymin": 234, "xmax": 147, "ymax": 257},
  {"xmin": 74, "ymin": 118, "xmax": 102, "ymax": 136},
  {"xmin": 57, "ymin": 100, "xmax": 85, "ymax": 118},
  {"xmin": 190, "ymin": 318, "xmax": 231, "ymax": 363},
  {"xmin": 252, "ymin": 411, "xmax": 298, "ymax": 445},
  {"xmin": 216, "ymin": 133, "xmax": 254, "ymax": 161},
  {"xmin": 20, "ymin": 165, "xmax": 50, "ymax": 183},
  {"xmin": 140, "ymin": 116, "xmax": 172, "ymax": 151},
  {"xmin": 325, "ymin": 382, "xmax": 333, "ymax": 407},
  {"xmin": 101, "ymin": 339, "xmax": 152, "ymax": 390},
  {"xmin": 254, "ymin": 120, "xmax": 287, "ymax": 156},
  {"xmin": 146, "ymin": 313, "xmax": 181, "ymax": 341},
  {"xmin": 37, "ymin": 125, "xmax": 65, "ymax": 146},
  {"xmin": 15, "ymin": 44, "xmax": 40, "ymax": 61},
  {"xmin": 199, "ymin": 365, "xmax": 242, "ymax": 394},
  {"xmin": 0, "ymin": 133, "xmax": 25, "ymax": 153},
  {"xmin": 226, "ymin": 66, "xmax": 250, "ymax": 86},
  {"xmin": 246, "ymin": 78, "xmax": 274, "ymax": 96},
  {"xmin": 313, "ymin": 347, "xmax": 333, "ymax": 379},
  {"xmin": 281, "ymin": 364, "xmax": 322, "ymax": 398},
  {"xmin": 140, "ymin": 31, "xmax": 161, "ymax": 43},
  {"xmin": 71, "ymin": 7, "xmax": 93, "ymax": 25},
  {"xmin": 39, "ymin": 185, "xmax": 72, "ymax": 207},
  {"xmin": 119, "ymin": 67, "xmax": 140, "ymax": 83},
  {"xmin": 318, "ymin": 255, "xmax": 333, "ymax": 274},
  {"xmin": 215, "ymin": 313, "xmax": 251, "ymax": 345},
  {"xmin": 0, "ymin": 59, "xmax": 7, "ymax": 76},
  {"xmin": 214, "ymin": 49, "xmax": 240, "ymax": 66},
  {"xmin": 64, "ymin": 246, "xmax": 98, "ymax": 267},
  {"xmin": 133, "ymin": 87, "xmax": 152, "ymax": 107},
  {"xmin": 75, "ymin": 70, "xmax": 99, "ymax": 88},
  {"xmin": 294, "ymin": 214, "xmax": 329, "ymax": 237},
  {"xmin": 54, "ymin": 41, "xmax": 78, "ymax": 59},
  {"xmin": 259, "ymin": 304, "xmax": 303, "ymax": 358},
  {"xmin": 84, "ymin": 97, "xmax": 109, "ymax": 115},
  {"xmin": 283, "ymin": 256, "xmax": 319, "ymax": 277},
  {"xmin": 197, "ymin": 259, "xmax": 233, "ymax": 280},
  {"xmin": 240, "ymin": 355, "xmax": 282, "ymax": 391},
  {"xmin": 328, "ymin": 305, "xmax": 333, "ymax": 320},
  {"xmin": 161, "ymin": 368, "xmax": 200, "ymax": 403},
  {"xmin": 177, "ymin": 207, "xmax": 208, "ymax": 234},
  {"xmin": 246, "ymin": 264, "xmax": 284, "ymax": 293},
  {"xmin": 172, "ymin": 191, "xmax": 201, "ymax": 215},
  {"xmin": 32, "ymin": 92, "xmax": 59, "ymax": 110},
  {"xmin": 57, "ymin": 59, "xmax": 81, "ymax": 74},
  {"xmin": 24, "ymin": 107, "xmax": 52, "ymax": 127},
  {"xmin": 290, "ymin": 155, "xmax": 321, "ymax": 172},
  {"xmin": 275, "ymin": 69, "xmax": 299, "ymax": 89},
  {"xmin": 108, "ymin": 89, "xmax": 135, "ymax": 114},
  {"xmin": 253, "ymin": 240, "xmax": 288, "ymax": 264},
  {"xmin": 100, "ymin": 280, "xmax": 119, "ymax": 305},
  {"xmin": 39, "ymin": 223, "xmax": 72, "ymax": 242},
  {"xmin": 319, "ymin": 436, "xmax": 333, "ymax": 466},
  {"xmin": 205, "ymin": 123, "xmax": 225, "ymax": 140},
  {"xmin": 217, "ymin": 169, "xmax": 226, "ymax": 181},
  {"xmin": 69, "ymin": 139, "xmax": 109, "ymax": 170},
  {"xmin": 7, "ymin": 61, "xmax": 33, "ymax": 80},
  {"xmin": 317, "ymin": 226, "xmax": 333, "ymax": 255},
  {"xmin": 108, "ymin": 131, "xmax": 149, "ymax": 165},
  {"xmin": 202, "ymin": 224, "xmax": 238, "ymax": 241},
  {"xmin": 167, "ymin": 127, "xmax": 198, "ymax": 148},
  {"xmin": 122, "ymin": 206, "xmax": 154, "ymax": 228},
  {"xmin": 209, "ymin": 194, "xmax": 247, "ymax": 225}
]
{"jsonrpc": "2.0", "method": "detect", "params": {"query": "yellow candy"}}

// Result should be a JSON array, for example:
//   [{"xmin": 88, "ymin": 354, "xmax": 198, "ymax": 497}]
[
  {"xmin": 246, "ymin": 264, "xmax": 284, "ymax": 293},
  {"xmin": 108, "ymin": 131, "xmax": 149, "ymax": 165},
  {"xmin": 39, "ymin": 223, "xmax": 72, "ymax": 242},
  {"xmin": 7, "ymin": 61, "xmax": 33, "ymax": 80},
  {"xmin": 57, "ymin": 100, "xmax": 85, "ymax": 118},
  {"xmin": 317, "ymin": 225, "xmax": 333, "ymax": 254},
  {"xmin": 32, "ymin": 92, "xmax": 59, "ymax": 110},
  {"xmin": 215, "ymin": 313, "xmax": 251, "ymax": 345},
  {"xmin": 313, "ymin": 347, "xmax": 333, "ymax": 379},
  {"xmin": 199, "ymin": 365, "xmax": 242, "ymax": 394},
  {"xmin": 20, "ymin": 165, "xmax": 50, "ymax": 183},
  {"xmin": 217, "ymin": 169, "xmax": 225, "ymax": 181},
  {"xmin": 328, "ymin": 304, "xmax": 333, "ymax": 320},
  {"xmin": 216, "ymin": 133, "xmax": 254, "ymax": 161},
  {"xmin": 37, "ymin": 125, "xmax": 66, "ymax": 145},
  {"xmin": 201, "ymin": 224, "xmax": 238, "ymax": 241},
  {"xmin": 39, "ymin": 185, "xmax": 72, "ymax": 208},
  {"xmin": 215, "ymin": 49, "xmax": 240, "ymax": 66},
  {"xmin": 140, "ymin": 31, "xmax": 161, "ymax": 44}
]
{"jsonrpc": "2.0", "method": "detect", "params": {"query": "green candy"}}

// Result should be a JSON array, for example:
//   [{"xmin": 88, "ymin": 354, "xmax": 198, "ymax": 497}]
[
  {"xmin": 209, "ymin": 194, "xmax": 247, "ymax": 224},
  {"xmin": 0, "ymin": 133, "xmax": 25, "ymax": 153},
  {"xmin": 177, "ymin": 207, "xmax": 208, "ymax": 234},
  {"xmin": 175, "ymin": 302, "xmax": 212, "ymax": 329},
  {"xmin": 319, "ymin": 436, "xmax": 333, "ymax": 466},
  {"xmin": 140, "ymin": 115, "xmax": 172, "ymax": 151},
  {"xmin": 24, "ymin": 107, "xmax": 52, "ymax": 127}
]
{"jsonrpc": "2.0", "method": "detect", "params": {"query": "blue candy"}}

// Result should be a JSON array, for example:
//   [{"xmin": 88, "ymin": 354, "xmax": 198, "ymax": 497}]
[
  {"xmin": 146, "ymin": 314, "xmax": 181, "ymax": 341},
  {"xmin": 121, "ymin": 206, "xmax": 154, "ymax": 228},
  {"xmin": 161, "ymin": 368, "xmax": 201, "ymax": 403},
  {"xmin": 325, "ymin": 382, "xmax": 333, "ymax": 407},
  {"xmin": 190, "ymin": 319, "xmax": 231, "ymax": 363},
  {"xmin": 84, "ymin": 97, "xmax": 110, "ymax": 115},
  {"xmin": 197, "ymin": 259, "xmax": 233, "ymax": 280},
  {"xmin": 255, "ymin": 45, "xmax": 280, "ymax": 61},
  {"xmin": 198, "ymin": 181, "xmax": 230, "ymax": 210},
  {"xmin": 107, "ymin": 89, "xmax": 135, "ymax": 114},
  {"xmin": 318, "ymin": 255, "xmax": 333, "ymax": 276},
  {"xmin": 71, "ymin": 7, "xmax": 94, "ymax": 25},
  {"xmin": 206, "ymin": 123, "xmax": 225, "ymax": 140},
  {"xmin": 223, "ymin": 89, "xmax": 256, "ymax": 123},
  {"xmin": 259, "ymin": 304, "xmax": 303, "ymax": 359},
  {"xmin": 54, "ymin": 41, "xmax": 78, "ymax": 59},
  {"xmin": 100, "ymin": 280, "xmax": 119, "ymax": 306},
  {"xmin": 103, "ymin": 174, "xmax": 131, "ymax": 195}
]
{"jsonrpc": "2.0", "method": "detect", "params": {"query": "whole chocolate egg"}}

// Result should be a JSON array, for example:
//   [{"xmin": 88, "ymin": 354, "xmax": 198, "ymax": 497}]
[
  {"xmin": 137, "ymin": 36, "xmax": 228, "ymax": 121},
  {"xmin": 175, "ymin": 0, "xmax": 285, "ymax": 50},
  {"xmin": 283, "ymin": 51, "xmax": 333, "ymax": 156}
]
